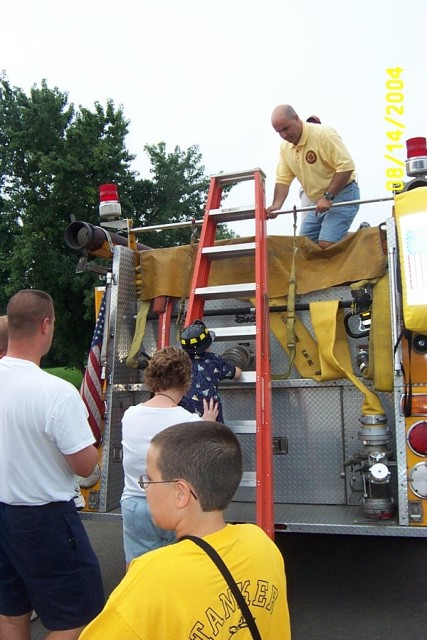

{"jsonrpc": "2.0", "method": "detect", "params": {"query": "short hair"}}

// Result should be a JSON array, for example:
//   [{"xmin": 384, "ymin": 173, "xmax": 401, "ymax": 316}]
[
  {"xmin": 7, "ymin": 290, "xmax": 54, "ymax": 340},
  {"xmin": 144, "ymin": 346, "xmax": 192, "ymax": 394},
  {"xmin": 151, "ymin": 421, "xmax": 243, "ymax": 511},
  {"xmin": 0, "ymin": 315, "xmax": 8, "ymax": 355}
]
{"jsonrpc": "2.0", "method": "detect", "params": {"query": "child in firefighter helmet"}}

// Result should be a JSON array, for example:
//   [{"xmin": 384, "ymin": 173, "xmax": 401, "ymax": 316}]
[
  {"xmin": 180, "ymin": 319, "xmax": 214, "ymax": 353},
  {"xmin": 179, "ymin": 320, "xmax": 242, "ymax": 423}
]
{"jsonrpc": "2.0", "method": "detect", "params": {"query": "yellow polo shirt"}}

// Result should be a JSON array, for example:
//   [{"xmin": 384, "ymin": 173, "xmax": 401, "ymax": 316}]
[{"xmin": 275, "ymin": 121, "xmax": 357, "ymax": 202}]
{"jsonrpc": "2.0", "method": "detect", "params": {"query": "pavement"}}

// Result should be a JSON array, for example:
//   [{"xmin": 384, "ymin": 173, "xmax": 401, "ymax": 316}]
[{"xmin": 30, "ymin": 520, "xmax": 427, "ymax": 639}]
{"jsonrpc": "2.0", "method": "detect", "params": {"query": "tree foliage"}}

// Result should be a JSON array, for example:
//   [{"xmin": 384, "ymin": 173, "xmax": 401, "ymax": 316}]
[
  {"xmin": 127, "ymin": 142, "xmax": 235, "ymax": 248},
  {"xmin": 0, "ymin": 74, "xmax": 139, "ymax": 370},
  {"xmin": 0, "ymin": 74, "xmax": 235, "ymax": 370}
]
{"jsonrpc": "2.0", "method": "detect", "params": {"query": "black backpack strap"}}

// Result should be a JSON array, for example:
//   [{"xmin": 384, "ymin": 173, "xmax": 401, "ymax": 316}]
[{"xmin": 180, "ymin": 535, "xmax": 262, "ymax": 640}]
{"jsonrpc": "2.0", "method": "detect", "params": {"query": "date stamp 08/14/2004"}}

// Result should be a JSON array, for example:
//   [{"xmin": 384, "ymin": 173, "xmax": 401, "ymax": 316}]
[{"xmin": 384, "ymin": 67, "xmax": 405, "ymax": 193}]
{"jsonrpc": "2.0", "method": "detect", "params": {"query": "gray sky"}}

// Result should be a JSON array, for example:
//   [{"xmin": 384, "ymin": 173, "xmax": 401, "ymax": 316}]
[{"xmin": 1, "ymin": 0, "xmax": 426, "ymax": 238}]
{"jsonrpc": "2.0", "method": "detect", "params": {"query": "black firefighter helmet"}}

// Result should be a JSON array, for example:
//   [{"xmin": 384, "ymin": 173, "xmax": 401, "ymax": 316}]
[{"xmin": 180, "ymin": 320, "xmax": 215, "ymax": 354}]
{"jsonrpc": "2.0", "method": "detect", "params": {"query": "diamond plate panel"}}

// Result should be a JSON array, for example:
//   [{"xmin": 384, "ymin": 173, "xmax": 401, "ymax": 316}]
[
  {"xmin": 142, "ymin": 290, "xmax": 393, "ymax": 509},
  {"xmin": 86, "ymin": 221, "xmax": 427, "ymax": 536},
  {"xmin": 99, "ymin": 247, "xmax": 147, "ymax": 511}
]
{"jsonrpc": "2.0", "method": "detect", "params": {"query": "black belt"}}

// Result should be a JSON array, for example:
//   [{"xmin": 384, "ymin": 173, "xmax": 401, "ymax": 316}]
[{"xmin": 344, "ymin": 180, "xmax": 356, "ymax": 188}]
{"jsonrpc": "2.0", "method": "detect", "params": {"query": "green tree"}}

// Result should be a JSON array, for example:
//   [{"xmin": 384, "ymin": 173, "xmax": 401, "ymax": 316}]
[
  {"xmin": 0, "ymin": 75, "xmax": 236, "ymax": 370},
  {"xmin": 129, "ymin": 142, "xmax": 235, "ymax": 248},
  {"xmin": 0, "ymin": 76, "xmax": 72, "ymax": 307},
  {"xmin": 0, "ymin": 74, "xmax": 136, "ymax": 370}
]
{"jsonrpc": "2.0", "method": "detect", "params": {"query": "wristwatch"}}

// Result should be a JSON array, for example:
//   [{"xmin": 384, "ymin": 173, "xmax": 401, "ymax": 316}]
[{"xmin": 323, "ymin": 192, "xmax": 335, "ymax": 201}]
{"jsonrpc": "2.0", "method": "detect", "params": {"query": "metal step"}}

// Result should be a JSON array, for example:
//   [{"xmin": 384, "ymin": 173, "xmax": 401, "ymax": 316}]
[
  {"xmin": 222, "ymin": 370, "xmax": 256, "ymax": 384},
  {"xmin": 209, "ymin": 206, "xmax": 256, "ymax": 223},
  {"xmin": 202, "ymin": 242, "xmax": 256, "ymax": 259},
  {"xmin": 227, "ymin": 420, "xmax": 257, "ymax": 434},
  {"xmin": 195, "ymin": 282, "xmax": 256, "ymax": 300},
  {"xmin": 213, "ymin": 326, "xmax": 256, "ymax": 341},
  {"xmin": 210, "ymin": 168, "xmax": 266, "ymax": 186},
  {"xmin": 240, "ymin": 471, "xmax": 256, "ymax": 488},
  {"xmin": 239, "ymin": 371, "xmax": 256, "ymax": 384}
]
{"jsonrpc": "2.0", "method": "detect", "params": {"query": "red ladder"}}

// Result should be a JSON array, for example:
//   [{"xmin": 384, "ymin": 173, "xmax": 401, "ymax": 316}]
[{"xmin": 185, "ymin": 168, "xmax": 274, "ymax": 538}]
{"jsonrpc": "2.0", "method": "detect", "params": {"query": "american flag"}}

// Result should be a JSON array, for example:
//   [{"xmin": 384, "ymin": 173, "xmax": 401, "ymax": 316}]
[{"xmin": 80, "ymin": 291, "xmax": 106, "ymax": 446}]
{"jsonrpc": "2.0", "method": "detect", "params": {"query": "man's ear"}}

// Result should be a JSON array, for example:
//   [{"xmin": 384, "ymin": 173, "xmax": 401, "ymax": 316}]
[{"xmin": 40, "ymin": 317, "xmax": 51, "ymax": 335}]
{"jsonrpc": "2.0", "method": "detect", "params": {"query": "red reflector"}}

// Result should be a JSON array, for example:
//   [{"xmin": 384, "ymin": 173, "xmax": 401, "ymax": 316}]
[{"xmin": 407, "ymin": 421, "xmax": 427, "ymax": 456}]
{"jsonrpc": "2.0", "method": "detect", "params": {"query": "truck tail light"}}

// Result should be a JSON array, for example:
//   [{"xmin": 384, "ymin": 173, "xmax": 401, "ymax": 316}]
[{"xmin": 407, "ymin": 421, "xmax": 427, "ymax": 457}]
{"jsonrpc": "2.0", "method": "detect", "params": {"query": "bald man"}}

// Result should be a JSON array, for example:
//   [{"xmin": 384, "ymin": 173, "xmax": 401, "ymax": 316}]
[{"xmin": 267, "ymin": 104, "xmax": 360, "ymax": 249}]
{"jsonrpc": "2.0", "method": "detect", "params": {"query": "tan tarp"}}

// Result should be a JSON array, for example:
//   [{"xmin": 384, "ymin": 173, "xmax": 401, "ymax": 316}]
[{"xmin": 138, "ymin": 227, "xmax": 387, "ymax": 301}]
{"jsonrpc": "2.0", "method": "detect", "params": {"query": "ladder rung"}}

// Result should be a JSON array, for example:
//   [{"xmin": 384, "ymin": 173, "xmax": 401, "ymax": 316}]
[
  {"xmin": 209, "ymin": 206, "xmax": 256, "ymax": 223},
  {"xmin": 202, "ymin": 242, "xmax": 256, "ymax": 260},
  {"xmin": 227, "ymin": 420, "xmax": 257, "ymax": 434},
  {"xmin": 222, "ymin": 370, "xmax": 256, "ymax": 384},
  {"xmin": 213, "ymin": 326, "xmax": 256, "ymax": 340},
  {"xmin": 185, "ymin": 166, "xmax": 273, "ymax": 535},
  {"xmin": 240, "ymin": 471, "xmax": 256, "ymax": 488},
  {"xmin": 210, "ymin": 168, "xmax": 266, "ymax": 185},
  {"xmin": 195, "ymin": 283, "xmax": 256, "ymax": 300},
  {"xmin": 239, "ymin": 371, "xmax": 256, "ymax": 384}
]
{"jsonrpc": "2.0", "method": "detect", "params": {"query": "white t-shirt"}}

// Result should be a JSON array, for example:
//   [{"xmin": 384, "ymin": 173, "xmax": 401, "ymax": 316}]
[
  {"xmin": 0, "ymin": 356, "xmax": 95, "ymax": 505},
  {"xmin": 121, "ymin": 405, "xmax": 201, "ymax": 500}
]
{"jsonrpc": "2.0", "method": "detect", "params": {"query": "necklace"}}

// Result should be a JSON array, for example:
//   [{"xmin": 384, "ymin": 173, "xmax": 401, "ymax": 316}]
[{"xmin": 155, "ymin": 392, "xmax": 177, "ymax": 406}]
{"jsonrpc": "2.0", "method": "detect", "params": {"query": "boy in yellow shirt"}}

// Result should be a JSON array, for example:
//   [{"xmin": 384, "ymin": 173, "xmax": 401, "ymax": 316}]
[{"xmin": 80, "ymin": 421, "xmax": 291, "ymax": 639}]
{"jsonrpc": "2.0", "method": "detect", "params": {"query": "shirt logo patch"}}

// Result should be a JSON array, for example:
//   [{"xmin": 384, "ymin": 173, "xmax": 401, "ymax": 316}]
[{"xmin": 305, "ymin": 150, "xmax": 317, "ymax": 164}]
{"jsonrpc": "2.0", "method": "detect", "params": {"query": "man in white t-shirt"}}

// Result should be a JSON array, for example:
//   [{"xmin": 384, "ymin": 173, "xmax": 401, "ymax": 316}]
[{"xmin": 0, "ymin": 289, "xmax": 105, "ymax": 640}]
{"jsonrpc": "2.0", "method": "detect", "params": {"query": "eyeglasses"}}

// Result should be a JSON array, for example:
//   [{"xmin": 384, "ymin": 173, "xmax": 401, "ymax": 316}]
[{"xmin": 138, "ymin": 474, "xmax": 198, "ymax": 500}]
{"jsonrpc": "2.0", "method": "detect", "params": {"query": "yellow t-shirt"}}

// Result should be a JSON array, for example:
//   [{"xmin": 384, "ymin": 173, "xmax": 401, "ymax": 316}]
[
  {"xmin": 275, "ymin": 121, "xmax": 356, "ymax": 202},
  {"xmin": 80, "ymin": 523, "xmax": 291, "ymax": 640}
]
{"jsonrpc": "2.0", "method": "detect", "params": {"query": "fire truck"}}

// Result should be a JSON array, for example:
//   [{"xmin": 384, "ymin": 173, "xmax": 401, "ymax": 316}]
[{"xmin": 65, "ymin": 137, "xmax": 427, "ymax": 538}]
